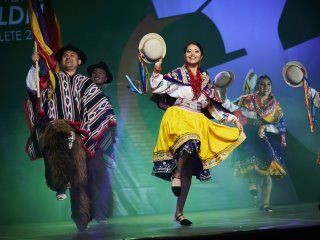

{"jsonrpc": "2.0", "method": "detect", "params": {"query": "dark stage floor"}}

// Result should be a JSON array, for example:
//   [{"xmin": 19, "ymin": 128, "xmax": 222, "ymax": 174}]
[{"xmin": 1, "ymin": 203, "xmax": 320, "ymax": 240}]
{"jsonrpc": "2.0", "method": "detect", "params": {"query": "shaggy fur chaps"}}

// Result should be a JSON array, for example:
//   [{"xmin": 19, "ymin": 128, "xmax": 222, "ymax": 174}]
[{"xmin": 39, "ymin": 119, "xmax": 92, "ymax": 229}]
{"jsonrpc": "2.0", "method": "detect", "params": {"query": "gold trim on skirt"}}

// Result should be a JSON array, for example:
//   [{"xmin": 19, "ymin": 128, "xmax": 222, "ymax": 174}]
[
  {"xmin": 153, "ymin": 106, "xmax": 246, "ymax": 169},
  {"xmin": 255, "ymin": 161, "xmax": 286, "ymax": 178},
  {"xmin": 234, "ymin": 161, "xmax": 286, "ymax": 178}
]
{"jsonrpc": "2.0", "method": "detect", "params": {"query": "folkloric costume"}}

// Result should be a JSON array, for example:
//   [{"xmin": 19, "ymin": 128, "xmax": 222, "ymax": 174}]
[
  {"xmin": 25, "ymin": 67, "xmax": 116, "ymax": 159},
  {"xmin": 223, "ymin": 92, "xmax": 287, "ymax": 178},
  {"xmin": 150, "ymin": 65, "xmax": 246, "ymax": 181},
  {"xmin": 86, "ymin": 61, "xmax": 116, "ymax": 222},
  {"xmin": 24, "ymin": 62, "xmax": 116, "ymax": 230}
]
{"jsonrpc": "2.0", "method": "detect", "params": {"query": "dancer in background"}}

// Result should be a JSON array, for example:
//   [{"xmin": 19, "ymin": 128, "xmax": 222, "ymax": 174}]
[
  {"xmin": 87, "ymin": 61, "xmax": 117, "ymax": 169},
  {"xmin": 223, "ymin": 72, "xmax": 287, "ymax": 212},
  {"xmin": 86, "ymin": 61, "xmax": 117, "ymax": 223}
]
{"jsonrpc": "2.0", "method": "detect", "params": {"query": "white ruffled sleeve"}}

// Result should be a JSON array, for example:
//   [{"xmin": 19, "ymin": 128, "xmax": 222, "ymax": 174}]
[
  {"xmin": 222, "ymin": 99, "xmax": 240, "ymax": 112},
  {"xmin": 150, "ymin": 73, "xmax": 194, "ymax": 99},
  {"xmin": 222, "ymin": 98, "xmax": 258, "ymax": 119}
]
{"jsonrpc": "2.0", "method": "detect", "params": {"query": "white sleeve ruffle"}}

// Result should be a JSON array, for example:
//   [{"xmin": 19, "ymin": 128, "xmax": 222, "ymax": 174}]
[{"xmin": 150, "ymin": 73, "xmax": 194, "ymax": 99}]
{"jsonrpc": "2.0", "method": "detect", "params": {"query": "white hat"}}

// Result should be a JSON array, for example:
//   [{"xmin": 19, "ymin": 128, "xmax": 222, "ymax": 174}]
[
  {"xmin": 243, "ymin": 68, "xmax": 257, "ymax": 93},
  {"xmin": 214, "ymin": 71, "xmax": 235, "ymax": 88},
  {"xmin": 138, "ymin": 33, "xmax": 166, "ymax": 64},
  {"xmin": 282, "ymin": 61, "xmax": 307, "ymax": 88}
]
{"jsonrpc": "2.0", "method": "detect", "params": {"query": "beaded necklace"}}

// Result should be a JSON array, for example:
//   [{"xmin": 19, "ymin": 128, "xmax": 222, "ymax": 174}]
[{"xmin": 186, "ymin": 65, "xmax": 202, "ymax": 99}]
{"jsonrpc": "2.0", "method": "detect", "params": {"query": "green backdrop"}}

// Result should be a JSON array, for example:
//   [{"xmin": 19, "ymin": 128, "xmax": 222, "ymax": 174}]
[{"xmin": 0, "ymin": 0, "xmax": 319, "ymax": 225}]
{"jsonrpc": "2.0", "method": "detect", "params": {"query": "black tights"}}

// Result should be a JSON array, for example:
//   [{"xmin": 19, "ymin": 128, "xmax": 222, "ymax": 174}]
[{"xmin": 173, "ymin": 149, "xmax": 194, "ymax": 218}]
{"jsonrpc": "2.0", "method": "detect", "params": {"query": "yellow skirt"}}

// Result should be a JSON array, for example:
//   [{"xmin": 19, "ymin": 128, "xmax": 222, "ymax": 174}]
[{"xmin": 153, "ymin": 106, "xmax": 246, "ymax": 169}]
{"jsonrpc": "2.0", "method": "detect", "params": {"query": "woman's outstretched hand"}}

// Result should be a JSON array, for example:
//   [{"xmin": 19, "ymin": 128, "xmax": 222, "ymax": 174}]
[
  {"xmin": 153, "ymin": 58, "xmax": 163, "ymax": 75},
  {"xmin": 154, "ymin": 58, "xmax": 163, "ymax": 69}
]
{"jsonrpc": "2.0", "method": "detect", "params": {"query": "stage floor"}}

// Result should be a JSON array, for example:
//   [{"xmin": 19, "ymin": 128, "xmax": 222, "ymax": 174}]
[{"xmin": 1, "ymin": 202, "xmax": 320, "ymax": 240}]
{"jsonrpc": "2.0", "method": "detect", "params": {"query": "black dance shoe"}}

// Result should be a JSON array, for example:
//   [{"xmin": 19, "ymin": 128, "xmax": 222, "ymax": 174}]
[
  {"xmin": 175, "ymin": 214, "xmax": 192, "ymax": 226},
  {"xmin": 171, "ymin": 176, "xmax": 181, "ymax": 197}
]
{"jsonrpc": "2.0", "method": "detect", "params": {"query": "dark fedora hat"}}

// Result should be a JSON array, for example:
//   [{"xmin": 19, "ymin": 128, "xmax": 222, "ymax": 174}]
[
  {"xmin": 87, "ymin": 61, "xmax": 113, "ymax": 83},
  {"xmin": 56, "ymin": 44, "xmax": 87, "ymax": 65}
]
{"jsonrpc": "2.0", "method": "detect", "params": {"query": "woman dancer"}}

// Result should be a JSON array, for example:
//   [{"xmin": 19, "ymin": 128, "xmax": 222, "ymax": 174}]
[
  {"xmin": 150, "ymin": 41, "xmax": 245, "ymax": 225},
  {"xmin": 223, "ymin": 74, "xmax": 287, "ymax": 212}
]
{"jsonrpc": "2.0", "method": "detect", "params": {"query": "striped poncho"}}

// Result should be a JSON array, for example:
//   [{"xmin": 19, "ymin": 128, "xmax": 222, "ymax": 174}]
[{"xmin": 24, "ymin": 71, "xmax": 116, "ymax": 160}]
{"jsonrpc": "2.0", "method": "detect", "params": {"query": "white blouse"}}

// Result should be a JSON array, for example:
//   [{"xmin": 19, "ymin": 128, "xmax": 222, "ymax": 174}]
[{"xmin": 150, "ymin": 72, "xmax": 238, "ymax": 123}]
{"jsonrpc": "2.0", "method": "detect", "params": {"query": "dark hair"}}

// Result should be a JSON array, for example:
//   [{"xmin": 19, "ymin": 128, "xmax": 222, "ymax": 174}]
[
  {"xmin": 255, "ymin": 74, "xmax": 272, "ymax": 91},
  {"xmin": 257, "ymin": 74, "xmax": 272, "ymax": 85},
  {"xmin": 87, "ymin": 61, "xmax": 113, "ymax": 83},
  {"xmin": 183, "ymin": 41, "xmax": 204, "ymax": 55}
]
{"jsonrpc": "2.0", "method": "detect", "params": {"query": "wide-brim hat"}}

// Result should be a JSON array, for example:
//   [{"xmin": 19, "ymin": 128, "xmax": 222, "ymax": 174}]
[
  {"xmin": 138, "ymin": 33, "xmax": 166, "ymax": 64},
  {"xmin": 282, "ymin": 61, "xmax": 307, "ymax": 88},
  {"xmin": 56, "ymin": 44, "xmax": 87, "ymax": 65},
  {"xmin": 244, "ymin": 68, "xmax": 257, "ymax": 92},
  {"xmin": 213, "ymin": 71, "xmax": 235, "ymax": 88},
  {"xmin": 244, "ymin": 68, "xmax": 257, "ymax": 83},
  {"xmin": 87, "ymin": 61, "xmax": 113, "ymax": 83}
]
